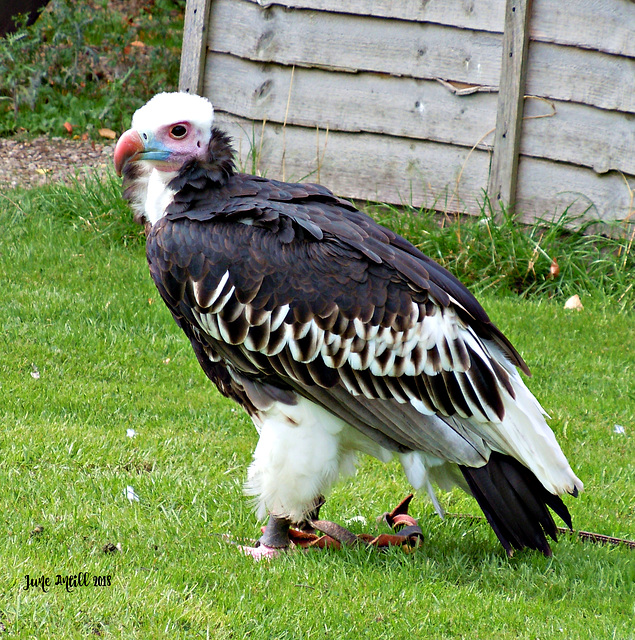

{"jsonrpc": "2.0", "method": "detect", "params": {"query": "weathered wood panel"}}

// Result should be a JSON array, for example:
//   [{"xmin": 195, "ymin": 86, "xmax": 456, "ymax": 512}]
[
  {"xmin": 527, "ymin": 42, "xmax": 635, "ymax": 113},
  {"xmin": 214, "ymin": 113, "xmax": 492, "ymax": 215},
  {"xmin": 206, "ymin": 53, "xmax": 635, "ymax": 176},
  {"xmin": 243, "ymin": 0, "xmax": 635, "ymax": 58},
  {"xmin": 242, "ymin": 0, "xmax": 505, "ymax": 33},
  {"xmin": 521, "ymin": 99, "xmax": 635, "ymax": 175},
  {"xmin": 488, "ymin": 0, "xmax": 532, "ymax": 209},
  {"xmin": 212, "ymin": 112, "xmax": 635, "ymax": 227},
  {"xmin": 207, "ymin": 0, "xmax": 503, "ymax": 85},
  {"xmin": 179, "ymin": 0, "xmax": 213, "ymax": 94},
  {"xmin": 531, "ymin": 0, "xmax": 635, "ymax": 58},
  {"xmin": 191, "ymin": 0, "xmax": 635, "ymax": 225},
  {"xmin": 516, "ymin": 157, "xmax": 635, "ymax": 226},
  {"xmin": 204, "ymin": 53, "xmax": 498, "ymax": 148}
]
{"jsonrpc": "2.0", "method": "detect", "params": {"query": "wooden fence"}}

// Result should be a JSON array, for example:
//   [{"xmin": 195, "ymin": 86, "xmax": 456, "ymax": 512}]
[{"xmin": 179, "ymin": 0, "xmax": 635, "ymax": 228}]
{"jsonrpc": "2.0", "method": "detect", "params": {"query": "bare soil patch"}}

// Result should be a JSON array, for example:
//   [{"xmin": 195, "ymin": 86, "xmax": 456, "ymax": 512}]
[{"xmin": 0, "ymin": 136, "xmax": 115, "ymax": 190}]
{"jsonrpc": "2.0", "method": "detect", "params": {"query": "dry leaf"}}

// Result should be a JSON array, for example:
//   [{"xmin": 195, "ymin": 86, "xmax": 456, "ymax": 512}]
[
  {"xmin": 130, "ymin": 40, "xmax": 145, "ymax": 47},
  {"xmin": 550, "ymin": 258, "xmax": 560, "ymax": 278},
  {"xmin": 99, "ymin": 128, "xmax": 117, "ymax": 140},
  {"xmin": 63, "ymin": 121, "xmax": 73, "ymax": 134},
  {"xmin": 564, "ymin": 294, "xmax": 584, "ymax": 311}
]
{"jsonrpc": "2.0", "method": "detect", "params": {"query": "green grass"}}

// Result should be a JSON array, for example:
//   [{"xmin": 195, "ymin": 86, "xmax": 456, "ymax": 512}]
[
  {"xmin": 372, "ymin": 200, "xmax": 635, "ymax": 310},
  {"xmin": 0, "ymin": 179, "xmax": 633, "ymax": 638}
]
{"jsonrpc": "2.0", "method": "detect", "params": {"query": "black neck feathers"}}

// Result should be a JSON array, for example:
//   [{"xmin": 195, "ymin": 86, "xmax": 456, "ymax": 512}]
[{"xmin": 168, "ymin": 127, "xmax": 236, "ymax": 195}]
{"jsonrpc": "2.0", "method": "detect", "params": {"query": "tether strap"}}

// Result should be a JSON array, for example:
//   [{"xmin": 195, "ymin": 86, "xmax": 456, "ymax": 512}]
[{"xmin": 285, "ymin": 494, "xmax": 424, "ymax": 551}]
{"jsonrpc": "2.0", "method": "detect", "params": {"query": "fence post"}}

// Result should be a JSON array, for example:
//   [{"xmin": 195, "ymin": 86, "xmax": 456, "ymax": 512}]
[
  {"xmin": 179, "ymin": 0, "xmax": 213, "ymax": 95},
  {"xmin": 488, "ymin": 0, "xmax": 532, "ymax": 213}
]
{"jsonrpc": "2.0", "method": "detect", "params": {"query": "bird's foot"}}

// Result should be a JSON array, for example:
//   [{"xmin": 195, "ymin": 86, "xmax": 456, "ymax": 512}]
[
  {"xmin": 235, "ymin": 514, "xmax": 294, "ymax": 561},
  {"xmin": 234, "ymin": 495, "xmax": 423, "ymax": 559},
  {"xmin": 238, "ymin": 542, "xmax": 283, "ymax": 560}
]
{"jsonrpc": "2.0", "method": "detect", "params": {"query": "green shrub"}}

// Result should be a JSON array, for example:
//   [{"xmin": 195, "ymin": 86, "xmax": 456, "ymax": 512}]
[{"xmin": 0, "ymin": 0, "xmax": 185, "ymax": 138}]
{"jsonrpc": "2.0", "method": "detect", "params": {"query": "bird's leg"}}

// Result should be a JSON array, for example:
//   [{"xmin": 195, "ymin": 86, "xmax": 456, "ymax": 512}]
[
  {"xmin": 258, "ymin": 514, "xmax": 293, "ymax": 548},
  {"xmin": 295, "ymin": 496, "xmax": 325, "ymax": 533},
  {"xmin": 239, "ymin": 514, "xmax": 292, "ymax": 560},
  {"xmin": 241, "ymin": 500, "xmax": 326, "ymax": 560}
]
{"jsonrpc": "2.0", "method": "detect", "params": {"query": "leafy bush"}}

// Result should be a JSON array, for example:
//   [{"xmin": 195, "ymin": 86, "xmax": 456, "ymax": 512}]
[{"xmin": 0, "ymin": 0, "xmax": 185, "ymax": 138}]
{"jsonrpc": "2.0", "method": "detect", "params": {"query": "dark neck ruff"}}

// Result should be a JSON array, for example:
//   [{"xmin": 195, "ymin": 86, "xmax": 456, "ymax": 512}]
[{"xmin": 168, "ymin": 127, "xmax": 236, "ymax": 194}]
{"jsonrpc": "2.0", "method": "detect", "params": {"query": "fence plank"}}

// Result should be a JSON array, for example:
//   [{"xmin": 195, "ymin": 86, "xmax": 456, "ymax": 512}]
[
  {"xmin": 215, "ymin": 113, "xmax": 491, "ymax": 215},
  {"xmin": 212, "ymin": 113, "xmax": 635, "ymax": 225},
  {"xmin": 207, "ymin": 0, "xmax": 503, "ymax": 85},
  {"xmin": 527, "ymin": 42, "xmax": 635, "ymax": 113},
  {"xmin": 241, "ymin": 0, "xmax": 505, "ymax": 33},
  {"xmin": 204, "ymin": 53, "xmax": 635, "ymax": 176},
  {"xmin": 197, "ymin": 0, "xmax": 635, "ymax": 226},
  {"xmin": 179, "ymin": 0, "xmax": 213, "ymax": 94},
  {"xmin": 242, "ymin": 0, "xmax": 635, "ymax": 58},
  {"xmin": 516, "ymin": 157, "xmax": 635, "ymax": 226},
  {"xmin": 521, "ymin": 99, "xmax": 635, "ymax": 175},
  {"xmin": 531, "ymin": 0, "xmax": 635, "ymax": 58},
  {"xmin": 487, "ymin": 0, "xmax": 532, "ymax": 209},
  {"xmin": 204, "ymin": 53, "xmax": 498, "ymax": 149}
]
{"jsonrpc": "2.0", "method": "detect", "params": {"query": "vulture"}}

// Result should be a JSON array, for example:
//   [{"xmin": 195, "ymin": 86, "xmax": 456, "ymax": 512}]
[{"xmin": 114, "ymin": 92, "xmax": 582, "ymax": 559}]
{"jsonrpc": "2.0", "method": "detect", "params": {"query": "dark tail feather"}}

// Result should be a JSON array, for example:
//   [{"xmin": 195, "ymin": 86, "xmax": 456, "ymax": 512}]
[{"xmin": 460, "ymin": 452, "xmax": 574, "ymax": 556}]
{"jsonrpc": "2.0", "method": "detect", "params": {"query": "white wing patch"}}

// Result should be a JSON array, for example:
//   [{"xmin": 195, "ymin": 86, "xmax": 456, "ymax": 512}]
[{"xmin": 193, "ymin": 291, "xmax": 474, "ymax": 395}]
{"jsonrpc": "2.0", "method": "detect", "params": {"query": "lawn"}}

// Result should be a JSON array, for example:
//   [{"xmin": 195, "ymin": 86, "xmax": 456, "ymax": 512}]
[{"xmin": 0, "ymin": 178, "xmax": 633, "ymax": 639}]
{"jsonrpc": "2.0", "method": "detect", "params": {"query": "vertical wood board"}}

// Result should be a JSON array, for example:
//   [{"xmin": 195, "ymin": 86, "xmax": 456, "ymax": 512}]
[
  {"xmin": 179, "ymin": 0, "xmax": 213, "ymax": 94},
  {"xmin": 488, "ymin": 0, "xmax": 532, "ymax": 208}
]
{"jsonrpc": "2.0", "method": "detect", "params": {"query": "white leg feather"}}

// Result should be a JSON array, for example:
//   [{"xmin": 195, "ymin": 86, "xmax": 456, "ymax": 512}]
[{"xmin": 245, "ymin": 397, "xmax": 392, "ymax": 522}]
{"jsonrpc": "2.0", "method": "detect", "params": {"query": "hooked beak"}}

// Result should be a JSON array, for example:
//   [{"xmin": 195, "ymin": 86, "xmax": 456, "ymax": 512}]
[
  {"xmin": 114, "ymin": 129, "xmax": 172, "ymax": 176},
  {"xmin": 114, "ymin": 130, "xmax": 143, "ymax": 176}
]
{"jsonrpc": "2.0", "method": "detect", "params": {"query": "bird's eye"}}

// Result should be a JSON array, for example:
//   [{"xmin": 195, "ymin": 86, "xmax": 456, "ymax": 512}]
[{"xmin": 170, "ymin": 124, "xmax": 188, "ymax": 139}]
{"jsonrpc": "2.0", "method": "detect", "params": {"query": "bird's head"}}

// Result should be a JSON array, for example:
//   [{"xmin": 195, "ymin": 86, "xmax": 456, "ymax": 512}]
[
  {"xmin": 114, "ymin": 91, "xmax": 215, "ymax": 177},
  {"xmin": 115, "ymin": 92, "xmax": 236, "ymax": 228}
]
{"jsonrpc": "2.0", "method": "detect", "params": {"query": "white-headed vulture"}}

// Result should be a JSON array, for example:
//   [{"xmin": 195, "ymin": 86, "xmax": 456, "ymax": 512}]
[{"xmin": 114, "ymin": 92, "xmax": 582, "ymax": 558}]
